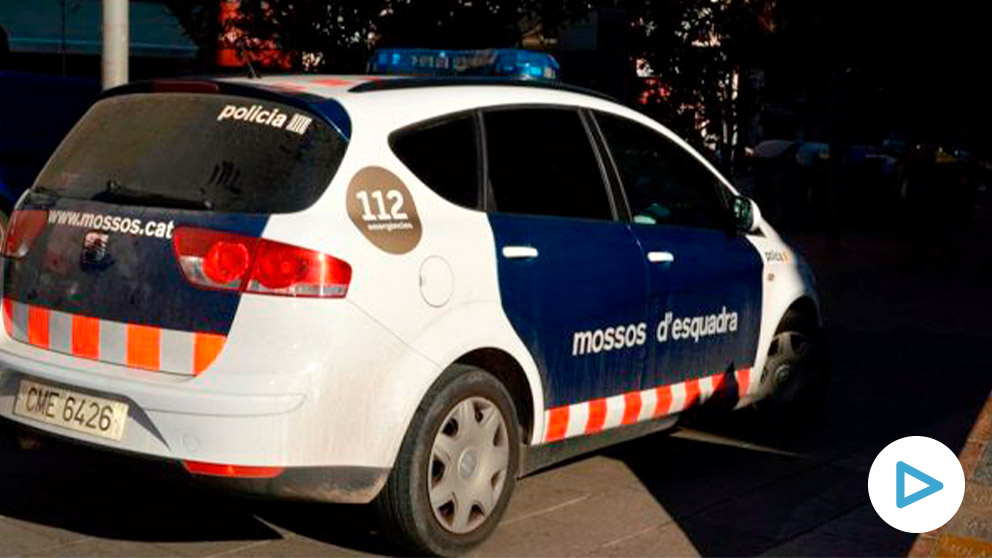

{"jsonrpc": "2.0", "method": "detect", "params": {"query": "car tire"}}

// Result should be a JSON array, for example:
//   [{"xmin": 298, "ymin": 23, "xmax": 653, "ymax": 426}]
[
  {"xmin": 375, "ymin": 365, "xmax": 520, "ymax": 556},
  {"xmin": 754, "ymin": 321, "xmax": 829, "ymax": 422}
]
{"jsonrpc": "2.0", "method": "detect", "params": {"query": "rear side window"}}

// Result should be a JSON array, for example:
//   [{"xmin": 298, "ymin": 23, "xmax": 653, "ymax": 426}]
[
  {"xmin": 33, "ymin": 93, "xmax": 347, "ymax": 213},
  {"xmin": 391, "ymin": 114, "xmax": 480, "ymax": 209},
  {"xmin": 483, "ymin": 108, "xmax": 612, "ymax": 220}
]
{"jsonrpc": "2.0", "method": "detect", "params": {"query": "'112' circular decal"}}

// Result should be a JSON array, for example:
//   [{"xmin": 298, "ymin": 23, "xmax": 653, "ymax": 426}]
[{"xmin": 347, "ymin": 166, "xmax": 422, "ymax": 254}]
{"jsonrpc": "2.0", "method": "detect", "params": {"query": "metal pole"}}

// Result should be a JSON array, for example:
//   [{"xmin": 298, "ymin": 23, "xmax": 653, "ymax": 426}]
[
  {"xmin": 60, "ymin": 0, "xmax": 66, "ymax": 76},
  {"xmin": 102, "ymin": 0, "xmax": 128, "ymax": 89}
]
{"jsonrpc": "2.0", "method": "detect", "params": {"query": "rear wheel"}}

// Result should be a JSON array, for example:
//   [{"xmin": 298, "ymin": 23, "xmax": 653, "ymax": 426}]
[{"xmin": 375, "ymin": 365, "xmax": 520, "ymax": 556}]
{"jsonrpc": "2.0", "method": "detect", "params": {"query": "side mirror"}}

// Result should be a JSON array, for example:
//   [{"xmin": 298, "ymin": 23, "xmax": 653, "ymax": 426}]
[{"xmin": 731, "ymin": 195, "xmax": 762, "ymax": 234}]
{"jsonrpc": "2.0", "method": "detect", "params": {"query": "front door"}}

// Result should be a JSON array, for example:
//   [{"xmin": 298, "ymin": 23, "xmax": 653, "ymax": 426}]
[
  {"xmin": 593, "ymin": 111, "xmax": 763, "ymax": 398},
  {"xmin": 482, "ymin": 107, "xmax": 649, "ymax": 411}
]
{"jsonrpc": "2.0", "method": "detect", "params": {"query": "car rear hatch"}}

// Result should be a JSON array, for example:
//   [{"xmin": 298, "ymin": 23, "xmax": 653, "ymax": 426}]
[{"xmin": 1, "ymin": 82, "xmax": 351, "ymax": 376}]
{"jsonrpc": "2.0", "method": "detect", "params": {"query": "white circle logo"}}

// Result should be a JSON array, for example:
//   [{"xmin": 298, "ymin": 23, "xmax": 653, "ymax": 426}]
[{"xmin": 868, "ymin": 436, "xmax": 965, "ymax": 533}]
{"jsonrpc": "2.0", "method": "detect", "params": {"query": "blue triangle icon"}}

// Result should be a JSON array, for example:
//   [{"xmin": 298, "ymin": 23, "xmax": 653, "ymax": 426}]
[{"xmin": 896, "ymin": 461, "xmax": 944, "ymax": 508}]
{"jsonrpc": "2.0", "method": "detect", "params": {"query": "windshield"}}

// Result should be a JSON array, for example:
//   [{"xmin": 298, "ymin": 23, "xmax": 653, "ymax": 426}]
[{"xmin": 33, "ymin": 92, "xmax": 348, "ymax": 213}]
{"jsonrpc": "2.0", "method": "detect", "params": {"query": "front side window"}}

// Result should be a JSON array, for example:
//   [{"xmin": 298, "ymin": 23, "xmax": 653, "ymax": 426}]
[
  {"xmin": 596, "ymin": 112, "xmax": 730, "ymax": 229},
  {"xmin": 391, "ymin": 114, "xmax": 481, "ymax": 209},
  {"xmin": 483, "ymin": 108, "xmax": 613, "ymax": 221}
]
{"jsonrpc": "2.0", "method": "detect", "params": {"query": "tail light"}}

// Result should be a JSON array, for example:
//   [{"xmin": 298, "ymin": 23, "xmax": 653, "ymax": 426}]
[
  {"xmin": 3, "ymin": 209, "xmax": 48, "ymax": 258},
  {"xmin": 2, "ymin": 209, "xmax": 48, "ymax": 259},
  {"xmin": 173, "ymin": 227, "xmax": 352, "ymax": 298}
]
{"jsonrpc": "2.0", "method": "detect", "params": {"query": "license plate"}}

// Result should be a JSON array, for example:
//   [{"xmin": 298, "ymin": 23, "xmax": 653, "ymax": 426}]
[{"xmin": 13, "ymin": 379, "xmax": 129, "ymax": 441}]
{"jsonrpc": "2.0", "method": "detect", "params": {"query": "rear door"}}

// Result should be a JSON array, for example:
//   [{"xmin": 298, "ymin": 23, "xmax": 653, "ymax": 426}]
[
  {"xmin": 482, "ymin": 107, "xmax": 649, "ymax": 416},
  {"xmin": 1, "ymin": 90, "xmax": 349, "ymax": 375},
  {"xmin": 593, "ymin": 112, "xmax": 763, "ymax": 395}
]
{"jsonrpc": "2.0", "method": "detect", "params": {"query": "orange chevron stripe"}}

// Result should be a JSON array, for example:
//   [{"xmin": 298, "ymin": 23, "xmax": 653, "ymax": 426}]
[
  {"xmin": 71, "ymin": 315, "xmax": 100, "ymax": 359},
  {"xmin": 585, "ymin": 398, "xmax": 608, "ymax": 434},
  {"xmin": 545, "ymin": 406, "xmax": 570, "ymax": 442},
  {"xmin": 193, "ymin": 332, "xmax": 226, "ymax": 375},
  {"xmin": 621, "ymin": 391, "xmax": 642, "ymax": 425},
  {"xmin": 2, "ymin": 298, "xmax": 12, "ymax": 336},
  {"xmin": 544, "ymin": 369, "xmax": 755, "ymax": 444},
  {"xmin": 126, "ymin": 324, "xmax": 161, "ymax": 370},
  {"xmin": 27, "ymin": 306, "xmax": 49, "ymax": 348}
]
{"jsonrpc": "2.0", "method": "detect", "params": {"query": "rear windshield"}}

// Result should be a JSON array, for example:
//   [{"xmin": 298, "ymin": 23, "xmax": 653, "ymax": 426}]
[{"xmin": 33, "ymin": 92, "xmax": 347, "ymax": 213}]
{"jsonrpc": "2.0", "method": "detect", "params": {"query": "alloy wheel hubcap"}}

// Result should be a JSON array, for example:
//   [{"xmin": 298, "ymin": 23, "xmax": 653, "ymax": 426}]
[
  {"xmin": 428, "ymin": 396, "xmax": 509, "ymax": 534},
  {"xmin": 458, "ymin": 449, "xmax": 479, "ymax": 479}
]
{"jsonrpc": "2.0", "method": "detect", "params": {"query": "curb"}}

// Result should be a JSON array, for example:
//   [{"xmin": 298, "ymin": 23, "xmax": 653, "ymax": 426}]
[{"xmin": 910, "ymin": 389, "xmax": 992, "ymax": 556}]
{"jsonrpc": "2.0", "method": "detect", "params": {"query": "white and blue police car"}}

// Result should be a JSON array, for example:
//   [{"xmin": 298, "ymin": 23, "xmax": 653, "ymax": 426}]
[{"xmin": 0, "ymin": 50, "xmax": 824, "ymax": 555}]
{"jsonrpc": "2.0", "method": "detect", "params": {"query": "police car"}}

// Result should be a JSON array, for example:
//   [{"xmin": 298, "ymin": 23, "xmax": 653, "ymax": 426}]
[{"xmin": 0, "ymin": 50, "xmax": 823, "ymax": 555}]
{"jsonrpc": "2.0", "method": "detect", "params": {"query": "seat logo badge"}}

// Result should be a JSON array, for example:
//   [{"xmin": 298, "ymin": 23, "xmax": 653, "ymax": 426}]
[{"xmin": 81, "ymin": 230, "xmax": 111, "ymax": 267}]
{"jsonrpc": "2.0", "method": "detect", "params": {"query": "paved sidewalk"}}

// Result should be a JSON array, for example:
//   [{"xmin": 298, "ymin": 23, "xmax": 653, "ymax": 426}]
[{"xmin": 911, "ymin": 390, "xmax": 992, "ymax": 557}]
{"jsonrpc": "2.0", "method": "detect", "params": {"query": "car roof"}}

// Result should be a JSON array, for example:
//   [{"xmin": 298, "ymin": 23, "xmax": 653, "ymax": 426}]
[{"xmin": 219, "ymin": 74, "xmax": 616, "ymax": 103}]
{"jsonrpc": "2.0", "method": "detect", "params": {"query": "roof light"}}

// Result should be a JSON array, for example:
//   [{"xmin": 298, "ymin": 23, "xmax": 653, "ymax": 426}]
[{"xmin": 368, "ymin": 48, "xmax": 560, "ymax": 82}]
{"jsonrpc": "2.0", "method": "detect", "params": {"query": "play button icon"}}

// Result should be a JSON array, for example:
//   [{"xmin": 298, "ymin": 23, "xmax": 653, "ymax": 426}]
[
  {"xmin": 896, "ymin": 461, "xmax": 943, "ymax": 508},
  {"xmin": 869, "ymin": 436, "xmax": 965, "ymax": 532}
]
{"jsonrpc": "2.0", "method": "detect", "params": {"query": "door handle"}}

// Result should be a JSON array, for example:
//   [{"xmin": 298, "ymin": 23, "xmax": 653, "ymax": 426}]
[
  {"xmin": 647, "ymin": 251, "xmax": 675, "ymax": 264},
  {"xmin": 502, "ymin": 246, "xmax": 539, "ymax": 259}
]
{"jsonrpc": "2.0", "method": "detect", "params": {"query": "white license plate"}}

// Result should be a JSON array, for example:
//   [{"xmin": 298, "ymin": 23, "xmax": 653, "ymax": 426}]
[{"xmin": 13, "ymin": 379, "xmax": 129, "ymax": 441}]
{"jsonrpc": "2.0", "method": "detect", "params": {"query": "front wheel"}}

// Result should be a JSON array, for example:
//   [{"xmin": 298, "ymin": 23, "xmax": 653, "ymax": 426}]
[
  {"xmin": 375, "ymin": 365, "xmax": 520, "ymax": 556},
  {"xmin": 755, "ymin": 327, "xmax": 829, "ymax": 421}
]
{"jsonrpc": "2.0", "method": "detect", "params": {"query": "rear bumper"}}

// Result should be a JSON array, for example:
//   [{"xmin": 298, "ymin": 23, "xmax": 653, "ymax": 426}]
[
  {"xmin": 191, "ymin": 464, "xmax": 389, "ymax": 504},
  {"xmin": 0, "ymin": 361, "xmax": 310, "ymax": 469},
  {"xmin": 0, "ymin": 366, "xmax": 391, "ymax": 504},
  {"xmin": 0, "ymin": 297, "xmax": 439, "ymax": 495}
]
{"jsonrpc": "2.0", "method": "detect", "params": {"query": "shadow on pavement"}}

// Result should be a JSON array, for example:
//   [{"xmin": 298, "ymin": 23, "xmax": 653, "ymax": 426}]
[
  {"xmin": 252, "ymin": 501, "xmax": 401, "ymax": 555},
  {"xmin": 608, "ymin": 327, "xmax": 992, "ymax": 556},
  {"xmin": 609, "ymin": 226, "xmax": 992, "ymax": 556},
  {"xmin": 0, "ymin": 429, "xmax": 280, "ymax": 543},
  {"xmin": 0, "ymin": 419, "xmax": 403, "ymax": 553}
]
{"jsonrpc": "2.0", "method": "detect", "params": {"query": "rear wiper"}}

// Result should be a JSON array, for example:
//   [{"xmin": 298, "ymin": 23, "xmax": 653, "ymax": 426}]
[{"xmin": 93, "ymin": 180, "xmax": 214, "ymax": 211}]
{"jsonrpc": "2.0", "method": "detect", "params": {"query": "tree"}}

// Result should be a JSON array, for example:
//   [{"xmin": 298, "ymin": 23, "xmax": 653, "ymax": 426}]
[
  {"xmin": 233, "ymin": 0, "xmax": 386, "ymax": 72},
  {"xmin": 165, "ymin": 0, "xmax": 776, "ymax": 168},
  {"xmin": 167, "ymin": 1, "xmax": 597, "ymax": 73},
  {"xmin": 621, "ymin": 0, "xmax": 776, "ymax": 168}
]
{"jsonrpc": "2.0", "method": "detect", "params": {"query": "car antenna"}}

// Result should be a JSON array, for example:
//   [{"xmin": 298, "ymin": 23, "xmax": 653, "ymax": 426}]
[{"xmin": 238, "ymin": 39, "xmax": 260, "ymax": 79}]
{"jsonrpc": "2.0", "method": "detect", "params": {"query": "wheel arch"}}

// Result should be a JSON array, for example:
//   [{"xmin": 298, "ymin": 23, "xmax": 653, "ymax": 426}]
[
  {"xmin": 454, "ymin": 347, "xmax": 536, "ymax": 445},
  {"xmin": 404, "ymin": 300, "xmax": 547, "ymax": 447},
  {"xmin": 777, "ymin": 296, "xmax": 822, "ymax": 335}
]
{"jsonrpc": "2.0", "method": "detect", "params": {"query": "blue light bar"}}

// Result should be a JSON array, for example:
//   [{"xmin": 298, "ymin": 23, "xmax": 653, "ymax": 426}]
[{"xmin": 368, "ymin": 48, "xmax": 560, "ymax": 81}]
